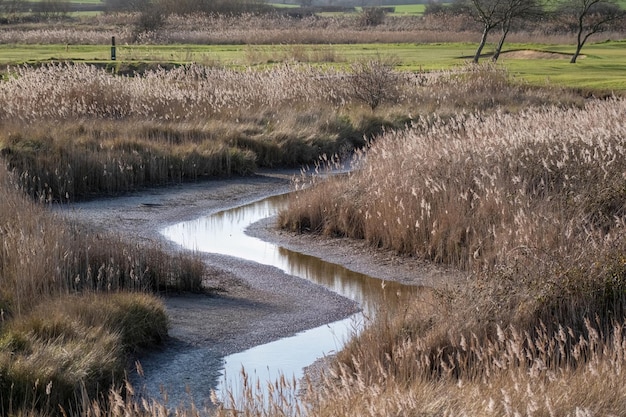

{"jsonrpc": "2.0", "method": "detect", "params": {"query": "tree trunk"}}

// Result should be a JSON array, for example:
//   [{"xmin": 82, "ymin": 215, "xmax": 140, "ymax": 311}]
[
  {"xmin": 571, "ymin": 26, "xmax": 597, "ymax": 63},
  {"xmin": 570, "ymin": 15, "xmax": 585, "ymax": 63},
  {"xmin": 473, "ymin": 25, "xmax": 490, "ymax": 63},
  {"xmin": 570, "ymin": 43, "xmax": 583, "ymax": 63},
  {"xmin": 492, "ymin": 26, "xmax": 509, "ymax": 62}
]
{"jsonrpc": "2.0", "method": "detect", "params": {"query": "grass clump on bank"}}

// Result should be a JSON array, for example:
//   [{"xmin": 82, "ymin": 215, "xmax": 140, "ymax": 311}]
[
  {"xmin": 279, "ymin": 97, "xmax": 626, "ymax": 415},
  {"xmin": 0, "ymin": 293, "xmax": 167, "ymax": 414},
  {"xmin": 0, "ymin": 161, "xmax": 206, "ymax": 414}
]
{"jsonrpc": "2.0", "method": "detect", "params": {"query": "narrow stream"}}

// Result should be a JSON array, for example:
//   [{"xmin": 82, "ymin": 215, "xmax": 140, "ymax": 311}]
[{"xmin": 160, "ymin": 193, "xmax": 413, "ymax": 403}]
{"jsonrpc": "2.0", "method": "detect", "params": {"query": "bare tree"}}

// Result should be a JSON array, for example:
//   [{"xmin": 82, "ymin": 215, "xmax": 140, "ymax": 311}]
[
  {"xmin": 466, "ymin": 0, "xmax": 545, "ymax": 63},
  {"xmin": 492, "ymin": 0, "xmax": 543, "ymax": 61},
  {"xmin": 557, "ymin": 0, "xmax": 625, "ymax": 63},
  {"xmin": 467, "ymin": 0, "xmax": 509, "ymax": 63}
]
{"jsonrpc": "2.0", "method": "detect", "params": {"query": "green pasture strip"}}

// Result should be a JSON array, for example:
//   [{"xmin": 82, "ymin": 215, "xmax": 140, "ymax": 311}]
[
  {"xmin": 67, "ymin": 10, "xmax": 102, "ymax": 16},
  {"xmin": 0, "ymin": 44, "xmax": 244, "ymax": 66},
  {"xmin": 388, "ymin": 4, "xmax": 427, "ymax": 15},
  {"xmin": 0, "ymin": 41, "xmax": 624, "ymax": 90},
  {"xmin": 0, "ymin": 44, "xmax": 109, "ymax": 64},
  {"xmin": 268, "ymin": 2, "xmax": 300, "ymax": 8},
  {"xmin": 500, "ymin": 42, "xmax": 626, "ymax": 90},
  {"xmin": 0, "ymin": 42, "xmax": 475, "ymax": 68},
  {"xmin": 338, "ymin": 42, "xmax": 475, "ymax": 70}
]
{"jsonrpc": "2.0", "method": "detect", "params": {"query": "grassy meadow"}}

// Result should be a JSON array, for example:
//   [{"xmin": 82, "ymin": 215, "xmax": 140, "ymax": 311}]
[
  {"xmin": 1, "ymin": 41, "xmax": 625, "ymax": 89},
  {"xmin": 0, "ymin": 6, "xmax": 625, "ymax": 417}
]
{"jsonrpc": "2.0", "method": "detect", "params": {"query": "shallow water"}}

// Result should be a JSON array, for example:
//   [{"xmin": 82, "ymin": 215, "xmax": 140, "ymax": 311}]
[{"xmin": 160, "ymin": 193, "xmax": 412, "ymax": 403}]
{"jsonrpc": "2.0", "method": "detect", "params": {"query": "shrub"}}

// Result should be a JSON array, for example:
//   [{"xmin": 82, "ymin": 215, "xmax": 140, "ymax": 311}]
[
  {"xmin": 133, "ymin": 4, "xmax": 167, "ymax": 40},
  {"xmin": 358, "ymin": 7, "xmax": 386, "ymax": 27},
  {"xmin": 348, "ymin": 57, "xmax": 402, "ymax": 111}
]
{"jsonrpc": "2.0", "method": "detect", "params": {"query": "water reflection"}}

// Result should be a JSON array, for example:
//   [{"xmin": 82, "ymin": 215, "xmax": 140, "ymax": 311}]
[
  {"xmin": 160, "ymin": 193, "xmax": 415, "ymax": 401},
  {"xmin": 219, "ymin": 314, "xmax": 360, "ymax": 404},
  {"xmin": 161, "ymin": 194, "xmax": 413, "ymax": 316}
]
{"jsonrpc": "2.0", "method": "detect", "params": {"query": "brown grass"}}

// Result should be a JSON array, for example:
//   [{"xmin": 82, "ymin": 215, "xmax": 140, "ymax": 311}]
[
  {"xmin": 0, "ymin": 62, "xmax": 616, "ymax": 416},
  {"xmin": 0, "ymin": 160, "xmax": 207, "ymax": 414},
  {"xmin": 0, "ymin": 12, "xmax": 622, "ymax": 46},
  {"xmin": 0, "ymin": 63, "xmax": 583, "ymax": 201},
  {"xmin": 277, "ymin": 96, "xmax": 626, "ymax": 416}
]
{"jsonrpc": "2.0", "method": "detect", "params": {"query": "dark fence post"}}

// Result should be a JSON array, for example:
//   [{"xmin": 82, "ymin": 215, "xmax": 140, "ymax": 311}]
[{"xmin": 111, "ymin": 36, "xmax": 116, "ymax": 61}]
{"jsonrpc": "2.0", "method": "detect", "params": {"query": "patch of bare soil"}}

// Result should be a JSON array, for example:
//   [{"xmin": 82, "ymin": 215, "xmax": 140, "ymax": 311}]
[{"xmin": 501, "ymin": 49, "xmax": 578, "ymax": 60}]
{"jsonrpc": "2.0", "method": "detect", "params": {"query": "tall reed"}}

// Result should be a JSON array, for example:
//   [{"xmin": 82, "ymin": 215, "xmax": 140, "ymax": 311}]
[
  {"xmin": 279, "ymin": 96, "xmax": 626, "ymax": 415},
  {"xmin": 0, "ymin": 63, "xmax": 582, "ymax": 200},
  {"xmin": 0, "ymin": 161, "xmax": 205, "ymax": 413}
]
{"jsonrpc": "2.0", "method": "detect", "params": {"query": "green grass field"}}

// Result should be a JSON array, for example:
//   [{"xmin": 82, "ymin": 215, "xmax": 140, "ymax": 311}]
[
  {"xmin": 388, "ymin": 4, "xmax": 428, "ymax": 15},
  {"xmin": 271, "ymin": 2, "xmax": 429, "ymax": 15},
  {"xmin": 0, "ymin": 41, "xmax": 624, "ymax": 90},
  {"xmin": 502, "ymin": 42, "xmax": 626, "ymax": 90},
  {"xmin": 268, "ymin": 2, "xmax": 300, "ymax": 8}
]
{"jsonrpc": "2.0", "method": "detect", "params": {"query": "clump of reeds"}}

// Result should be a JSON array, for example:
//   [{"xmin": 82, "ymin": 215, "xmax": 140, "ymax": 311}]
[
  {"xmin": 211, "ymin": 368, "xmax": 304, "ymax": 417},
  {"xmin": 306, "ymin": 314, "xmax": 626, "ymax": 416},
  {"xmin": 0, "ymin": 293, "xmax": 168, "ymax": 414},
  {"xmin": 0, "ymin": 160, "xmax": 207, "ymax": 413},
  {"xmin": 0, "ymin": 161, "xmax": 204, "ymax": 309},
  {"xmin": 0, "ymin": 63, "xmax": 582, "ymax": 201},
  {"xmin": 279, "ymin": 96, "xmax": 626, "ymax": 415},
  {"xmin": 281, "ymin": 97, "xmax": 626, "ymax": 271},
  {"xmin": 0, "ymin": 63, "xmax": 575, "ymax": 125},
  {"xmin": 0, "ymin": 63, "xmax": 355, "ymax": 122}
]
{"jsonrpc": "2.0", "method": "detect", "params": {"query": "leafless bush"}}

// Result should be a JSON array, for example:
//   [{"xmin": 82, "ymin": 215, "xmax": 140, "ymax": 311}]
[
  {"xmin": 348, "ymin": 57, "xmax": 403, "ymax": 110},
  {"xmin": 358, "ymin": 6, "xmax": 386, "ymax": 27}
]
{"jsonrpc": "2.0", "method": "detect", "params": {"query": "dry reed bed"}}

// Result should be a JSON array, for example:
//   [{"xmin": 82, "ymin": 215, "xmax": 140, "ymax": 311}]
[
  {"xmin": 0, "ymin": 64, "xmax": 595, "ymax": 413},
  {"xmin": 0, "ymin": 63, "xmax": 355, "ymax": 121},
  {"xmin": 0, "ymin": 161, "xmax": 206, "ymax": 413},
  {"xmin": 282, "ymin": 98, "xmax": 626, "ymax": 272},
  {"xmin": 0, "ymin": 63, "xmax": 578, "ymax": 133},
  {"xmin": 302, "ymin": 316, "xmax": 626, "ymax": 416},
  {"xmin": 274, "ymin": 97, "xmax": 626, "ymax": 416},
  {"xmin": 0, "ymin": 13, "xmax": 617, "ymax": 45},
  {"xmin": 159, "ymin": 13, "xmax": 603, "ymax": 46},
  {"xmin": 0, "ymin": 161, "xmax": 205, "ymax": 299},
  {"xmin": 0, "ymin": 63, "xmax": 357, "ymax": 199},
  {"xmin": 0, "ymin": 75, "xmax": 621, "ymax": 415},
  {"xmin": 0, "ymin": 13, "xmax": 469, "ymax": 45},
  {"xmin": 0, "ymin": 63, "xmax": 582, "ymax": 201}
]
